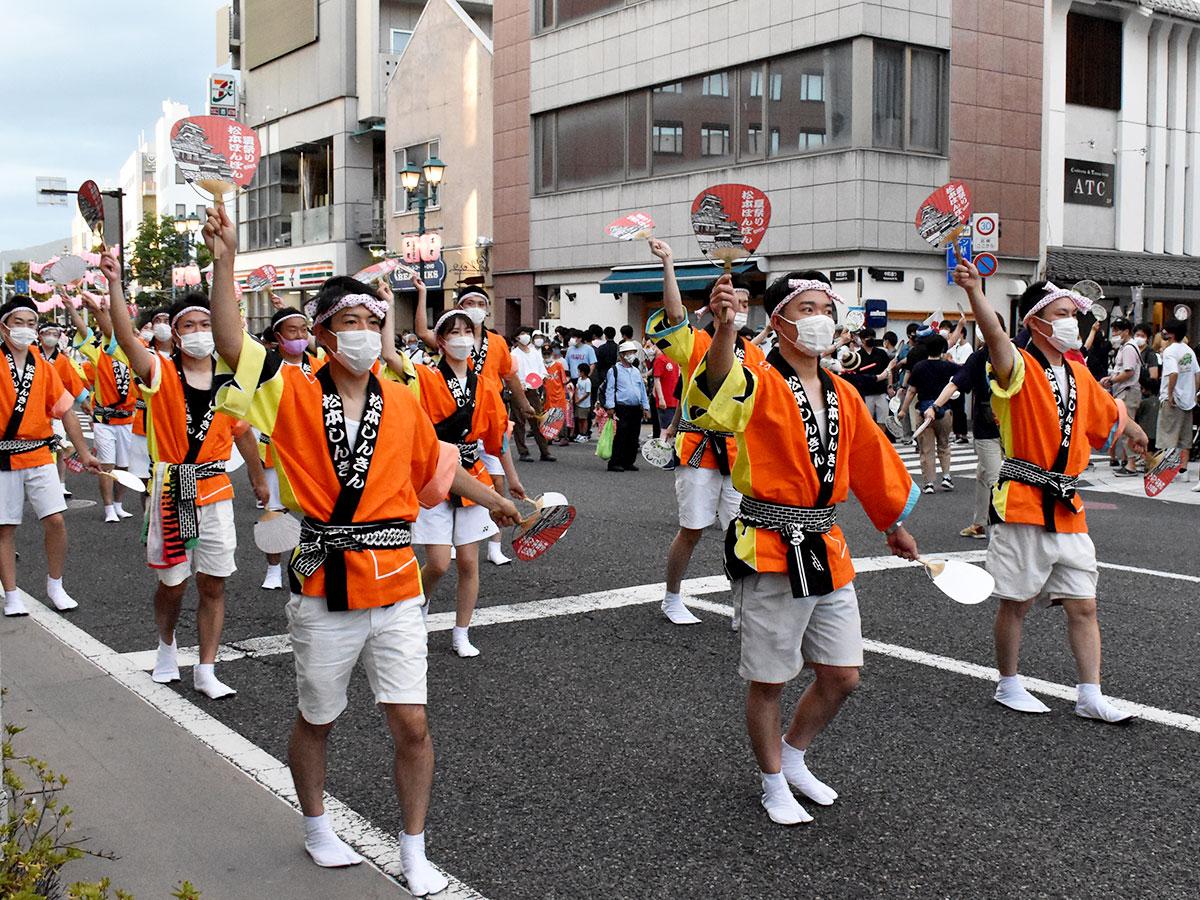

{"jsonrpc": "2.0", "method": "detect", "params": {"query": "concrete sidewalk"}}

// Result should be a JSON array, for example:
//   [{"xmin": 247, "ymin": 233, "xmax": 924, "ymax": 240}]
[{"xmin": 1, "ymin": 607, "xmax": 402, "ymax": 900}]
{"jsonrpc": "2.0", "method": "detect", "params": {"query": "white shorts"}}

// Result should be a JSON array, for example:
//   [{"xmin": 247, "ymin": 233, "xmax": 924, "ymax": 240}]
[
  {"xmin": 675, "ymin": 464, "xmax": 741, "ymax": 531},
  {"xmin": 0, "ymin": 463, "xmax": 67, "ymax": 524},
  {"xmin": 264, "ymin": 467, "xmax": 285, "ymax": 512},
  {"xmin": 157, "ymin": 499, "xmax": 238, "ymax": 586},
  {"xmin": 93, "ymin": 421, "xmax": 133, "ymax": 467},
  {"xmin": 734, "ymin": 574, "xmax": 863, "ymax": 682},
  {"xmin": 286, "ymin": 593, "xmax": 428, "ymax": 725},
  {"xmin": 987, "ymin": 522, "xmax": 1098, "ymax": 604},
  {"xmin": 128, "ymin": 433, "xmax": 151, "ymax": 480},
  {"xmin": 412, "ymin": 500, "xmax": 498, "ymax": 547},
  {"xmin": 478, "ymin": 443, "xmax": 505, "ymax": 477}
]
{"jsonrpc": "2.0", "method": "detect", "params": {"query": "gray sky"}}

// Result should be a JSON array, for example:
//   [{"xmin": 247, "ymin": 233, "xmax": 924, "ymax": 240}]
[{"xmin": 0, "ymin": 0, "xmax": 228, "ymax": 252}]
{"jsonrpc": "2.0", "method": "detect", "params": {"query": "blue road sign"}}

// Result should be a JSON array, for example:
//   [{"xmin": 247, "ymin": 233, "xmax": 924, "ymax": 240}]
[
  {"xmin": 946, "ymin": 236, "xmax": 972, "ymax": 284},
  {"xmin": 14, "ymin": 279, "xmax": 29, "ymax": 294}
]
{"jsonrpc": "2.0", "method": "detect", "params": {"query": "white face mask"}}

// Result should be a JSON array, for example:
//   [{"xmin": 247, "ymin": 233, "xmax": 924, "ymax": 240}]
[
  {"xmin": 622, "ymin": 353, "xmax": 637, "ymax": 364},
  {"xmin": 139, "ymin": 327, "xmax": 154, "ymax": 342},
  {"xmin": 779, "ymin": 314, "xmax": 836, "ymax": 356},
  {"xmin": 461, "ymin": 306, "xmax": 487, "ymax": 326},
  {"xmin": 153, "ymin": 323, "xmax": 173, "ymax": 342},
  {"xmin": 1133, "ymin": 335, "xmax": 1148, "ymax": 348},
  {"xmin": 732, "ymin": 311, "xmax": 749, "ymax": 331},
  {"xmin": 517, "ymin": 333, "xmax": 531, "ymax": 346},
  {"xmin": 568, "ymin": 337, "xmax": 578, "ymax": 347},
  {"xmin": 533, "ymin": 337, "xmax": 544, "ymax": 348},
  {"xmin": 1109, "ymin": 333, "xmax": 1121, "ymax": 346},
  {"xmin": 179, "ymin": 330, "xmax": 215, "ymax": 359},
  {"xmin": 42, "ymin": 333, "xmax": 61, "ymax": 348},
  {"xmin": 330, "ymin": 329, "xmax": 381, "ymax": 374},
  {"xmin": 6, "ymin": 326, "xmax": 37, "ymax": 350},
  {"xmin": 443, "ymin": 335, "xmax": 475, "ymax": 361},
  {"xmin": 1035, "ymin": 316, "xmax": 1081, "ymax": 353}
]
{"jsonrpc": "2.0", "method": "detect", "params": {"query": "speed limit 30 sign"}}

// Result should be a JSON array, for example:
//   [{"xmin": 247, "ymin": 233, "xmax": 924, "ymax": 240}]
[{"xmin": 971, "ymin": 213, "xmax": 998, "ymax": 252}]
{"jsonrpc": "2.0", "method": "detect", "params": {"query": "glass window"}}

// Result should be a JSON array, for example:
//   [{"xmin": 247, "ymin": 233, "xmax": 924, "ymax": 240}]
[
  {"xmin": 390, "ymin": 29, "xmax": 413, "ymax": 54},
  {"xmin": 769, "ymin": 46, "xmax": 851, "ymax": 155},
  {"xmin": 175, "ymin": 165, "xmax": 185, "ymax": 185},
  {"xmin": 627, "ymin": 92, "xmax": 648, "ymax": 178},
  {"xmin": 739, "ymin": 64, "xmax": 766, "ymax": 160},
  {"xmin": 534, "ymin": 115, "xmax": 556, "ymax": 193},
  {"xmin": 175, "ymin": 204, "xmax": 186, "ymax": 218},
  {"xmin": 547, "ymin": 0, "xmax": 623, "ymax": 30},
  {"xmin": 1066, "ymin": 13, "xmax": 1122, "ymax": 110},
  {"xmin": 654, "ymin": 82, "xmax": 683, "ymax": 94},
  {"xmin": 555, "ymin": 95, "xmax": 626, "ymax": 189},
  {"xmin": 909, "ymin": 49, "xmax": 946, "ymax": 153},
  {"xmin": 700, "ymin": 125, "xmax": 730, "ymax": 157},
  {"xmin": 652, "ymin": 71, "xmax": 734, "ymax": 173},
  {"xmin": 873, "ymin": 43, "xmax": 905, "ymax": 149}
]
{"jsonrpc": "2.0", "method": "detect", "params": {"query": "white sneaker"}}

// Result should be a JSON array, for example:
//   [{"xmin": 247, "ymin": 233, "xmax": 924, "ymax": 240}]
[
  {"xmin": 4, "ymin": 595, "xmax": 29, "ymax": 617},
  {"xmin": 661, "ymin": 596, "xmax": 702, "ymax": 625}
]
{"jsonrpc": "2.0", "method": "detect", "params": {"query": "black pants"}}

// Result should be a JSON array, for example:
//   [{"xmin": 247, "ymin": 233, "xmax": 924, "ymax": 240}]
[
  {"xmin": 648, "ymin": 390, "xmax": 661, "ymax": 438},
  {"xmin": 610, "ymin": 404, "xmax": 643, "ymax": 468},
  {"xmin": 512, "ymin": 388, "xmax": 551, "ymax": 458},
  {"xmin": 950, "ymin": 393, "xmax": 968, "ymax": 437}
]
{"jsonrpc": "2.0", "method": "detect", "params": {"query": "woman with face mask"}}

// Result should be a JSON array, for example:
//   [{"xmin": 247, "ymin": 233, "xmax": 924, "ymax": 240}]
[
  {"xmin": 34, "ymin": 322, "xmax": 88, "ymax": 496},
  {"xmin": 954, "ymin": 264, "xmax": 1149, "ymax": 725},
  {"xmin": 687, "ymin": 270, "xmax": 922, "ymax": 827},
  {"xmin": 95, "ymin": 252, "xmax": 272, "ymax": 702},
  {"xmin": 409, "ymin": 310, "xmax": 514, "ymax": 659}
]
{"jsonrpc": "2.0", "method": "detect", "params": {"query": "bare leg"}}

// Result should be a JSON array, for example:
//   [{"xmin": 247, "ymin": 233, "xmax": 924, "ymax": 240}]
[
  {"xmin": 746, "ymin": 681, "xmax": 786, "ymax": 772},
  {"xmin": 288, "ymin": 714, "xmax": 334, "ymax": 816},
  {"xmin": 267, "ymin": 552, "xmax": 282, "ymax": 565},
  {"xmin": 665, "ymin": 527, "xmax": 704, "ymax": 594},
  {"xmin": 993, "ymin": 597, "xmax": 1032, "ymax": 677},
  {"xmin": 98, "ymin": 463, "xmax": 114, "ymax": 507},
  {"xmin": 783, "ymin": 664, "xmax": 860, "ymax": 750},
  {"xmin": 155, "ymin": 580, "xmax": 188, "ymax": 645},
  {"xmin": 488, "ymin": 474, "xmax": 507, "ymax": 549},
  {"xmin": 0, "ymin": 525, "xmax": 17, "ymax": 592},
  {"xmin": 383, "ymin": 704, "xmax": 434, "ymax": 835},
  {"xmin": 454, "ymin": 542, "xmax": 480, "ymax": 628},
  {"xmin": 420, "ymin": 545, "xmax": 452, "ymax": 599},
  {"xmin": 194, "ymin": 572, "xmax": 226, "ymax": 665},
  {"xmin": 1063, "ymin": 597, "xmax": 1101, "ymax": 683},
  {"xmin": 42, "ymin": 513, "xmax": 67, "ymax": 580}
]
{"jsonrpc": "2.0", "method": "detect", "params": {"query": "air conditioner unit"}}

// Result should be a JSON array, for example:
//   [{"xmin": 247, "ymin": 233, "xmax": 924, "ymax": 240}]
[{"xmin": 546, "ymin": 297, "xmax": 561, "ymax": 319}]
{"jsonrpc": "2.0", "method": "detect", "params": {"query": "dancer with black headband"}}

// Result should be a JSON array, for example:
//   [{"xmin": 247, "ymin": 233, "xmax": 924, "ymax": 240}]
[
  {"xmin": 0, "ymin": 296, "xmax": 98, "ymax": 617},
  {"xmin": 204, "ymin": 204, "xmax": 518, "ymax": 894},
  {"xmin": 953, "ymin": 260, "xmax": 1148, "ymax": 723},
  {"xmin": 98, "ymin": 251, "xmax": 269, "ymax": 700},
  {"xmin": 693, "ymin": 271, "xmax": 920, "ymax": 826}
]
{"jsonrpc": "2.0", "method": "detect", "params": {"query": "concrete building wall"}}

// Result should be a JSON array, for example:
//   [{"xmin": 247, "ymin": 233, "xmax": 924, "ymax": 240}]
[{"xmin": 386, "ymin": 0, "xmax": 494, "ymax": 326}]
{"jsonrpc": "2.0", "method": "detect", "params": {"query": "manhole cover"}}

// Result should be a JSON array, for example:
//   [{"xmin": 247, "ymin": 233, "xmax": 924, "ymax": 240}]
[{"xmin": 65, "ymin": 499, "xmax": 97, "ymax": 510}]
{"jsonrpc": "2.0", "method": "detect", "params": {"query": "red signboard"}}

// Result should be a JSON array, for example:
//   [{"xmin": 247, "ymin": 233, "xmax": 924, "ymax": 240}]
[
  {"xmin": 605, "ymin": 212, "xmax": 656, "ymax": 241},
  {"xmin": 690, "ymin": 183, "xmax": 770, "ymax": 265},
  {"xmin": 169, "ymin": 115, "xmax": 260, "ymax": 196},
  {"xmin": 914, "ymin": 181, "xmax": 972, "ymax": 248}
]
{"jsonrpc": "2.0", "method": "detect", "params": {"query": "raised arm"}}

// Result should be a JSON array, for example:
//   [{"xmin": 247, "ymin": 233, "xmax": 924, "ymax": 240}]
[
  {"xmin": 704, "ymin": 274, "xmax": 740, "ymax": 390},
  {"xmin": 649, "ymin": 240, "xmax": 684, "ymax": 325},
  {"xmin": 376, "ymin": 278, "xmax": 408, "ymax": 379},
  {"xmin": 203, "ymin": 204, "xmax": 244, "ymax": 371},
  {"xmin": 98, "ymin": 251, "xmax": 156, "ymax": 383},
  {"xmin": 953, "ymin": 259, "xmax": 1013, "ymax": 388},
  {"xmin": 412, "ymin": 275, "xmax": 436, "ymax": 349}
]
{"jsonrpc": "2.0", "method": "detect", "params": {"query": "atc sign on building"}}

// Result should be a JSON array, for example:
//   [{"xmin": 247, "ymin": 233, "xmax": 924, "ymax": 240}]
[{"xmin": 1064, "ymin": 159, "xmax": 1114, "ymax": 208}]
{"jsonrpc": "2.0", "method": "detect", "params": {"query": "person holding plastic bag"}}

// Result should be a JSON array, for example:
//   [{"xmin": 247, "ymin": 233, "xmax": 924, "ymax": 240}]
[{"xmin": 598, "ymin": 341, "xmax": 649, "ymax": 472}]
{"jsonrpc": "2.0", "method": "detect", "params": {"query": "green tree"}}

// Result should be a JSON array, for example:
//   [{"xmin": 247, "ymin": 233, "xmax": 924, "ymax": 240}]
[
  {"xmin": 4, "ymin": 261, "xmax": 30, "ymax": 287},
  {"xmin": 129, "ymin": 214, "xmax": 193, "ymax": 291}
]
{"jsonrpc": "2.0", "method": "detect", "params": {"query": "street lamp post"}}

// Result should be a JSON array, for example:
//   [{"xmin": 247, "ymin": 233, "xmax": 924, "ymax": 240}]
[
  {"xmin": 36, "ymin": 186, "xmax": 127, "ymax": 283},
  {"xmin": 171, "ymin": 213, "xmax": 202, "ymax": 298},
  {"xmin": 399, "ymin": 156, "xmax": 446, "ymax": 237}
]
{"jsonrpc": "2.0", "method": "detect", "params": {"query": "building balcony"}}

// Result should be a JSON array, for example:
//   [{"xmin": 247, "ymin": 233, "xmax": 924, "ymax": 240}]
[
  {"xmin": 351, "ymin": 199, "xmax": 387, "ymax": 247},
  {"xmin": 291, "ymin": 205, "xmax": 332, "ymax": 246}
]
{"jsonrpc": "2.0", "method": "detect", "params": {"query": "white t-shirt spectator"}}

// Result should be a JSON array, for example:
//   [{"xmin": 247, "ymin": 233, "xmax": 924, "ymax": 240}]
[
  {"xmin": 512, "ymin": 344, "xmax": 549, "ymax": 389},
  {"xmin": 1160, "ymin": 342, "xmax": 1198, "ymax": 410},
  {"xmin": 949, "ymin": 340, "xmax": 972, "ymax": 366}
]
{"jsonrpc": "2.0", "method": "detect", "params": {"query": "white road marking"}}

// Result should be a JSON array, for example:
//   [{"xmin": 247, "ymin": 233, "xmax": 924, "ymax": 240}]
[{"xmin": 18, "ymin": 589, "xmax": 486, "ymax": 900}]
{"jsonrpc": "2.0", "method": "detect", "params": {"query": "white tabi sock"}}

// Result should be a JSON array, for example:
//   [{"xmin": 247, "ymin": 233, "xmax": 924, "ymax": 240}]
[
  {"xmin": 452, "ymin": 625, "xmax": 480, "ymax": 658},
  {"xmin": 261, "ymin": 563, "xmax": 283, "ymax": 590},
  {"xmin": 303, "ymin": 813, "xmax": 363, "ymax": 867},
  {"xmin": 46, "ymin": 576, "xmax": 77, "ymax": 611},
  {"xmin": 994, "ymin": 674, "xmax": 1051, "ymax": 713},
  {"xmin": 1075, "ymin": 682, "xmax": 1134, "ymax": 724},
  {"xmin": 781, "ymin": 741, "xmax": 838, "ymax": 806},
  {"xmin": 104, "ymin": 504, "xmax": 119, "ymax": 523},
  {"xmin": 486, "ymin": 541, "xmax": 512, "ymax": 566},
  {"xmin": 4, "ymin": 589, "xmax": 28, "ymax": 617},
  {"xmin": 759, "ymin": 771, "xmax": 812, "ymax": 826},
  {"xmin": 114, "ymin": 500, "xmax": 133, "ymax": 519},
  {"xmin": 193, "ymin": 662, "xmax": 237, "ymax": 699},
  {"xmin": 152, "ymin": 638, "xmax": 180, "ymax": 683},
  {"xmin": 660, "ymin": 591, "xmax": 701, "ymax": 625},
  {"xmin": 400, "ymin": 831, "xmax": 449, "ymax": 897}
]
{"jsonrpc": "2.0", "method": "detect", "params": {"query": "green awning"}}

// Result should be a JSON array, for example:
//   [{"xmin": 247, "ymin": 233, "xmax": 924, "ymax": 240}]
[{"xmin": 599, "ymin": 261, "xmax": 756, "ymax": 294}]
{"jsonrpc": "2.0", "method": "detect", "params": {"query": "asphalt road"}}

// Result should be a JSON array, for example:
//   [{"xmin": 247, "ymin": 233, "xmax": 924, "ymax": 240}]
[{"xmin": 11, "ymin": 430, "xmax": 1200, "ymax": 899}]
